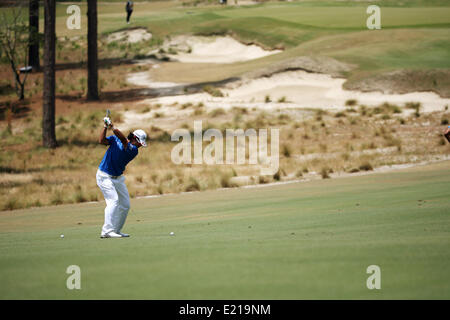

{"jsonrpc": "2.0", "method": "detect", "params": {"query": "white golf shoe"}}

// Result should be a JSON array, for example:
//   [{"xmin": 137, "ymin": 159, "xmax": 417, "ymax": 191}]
[{"xmin": 100, "ymin": 231, "xmax": 123, "ymax": 238}]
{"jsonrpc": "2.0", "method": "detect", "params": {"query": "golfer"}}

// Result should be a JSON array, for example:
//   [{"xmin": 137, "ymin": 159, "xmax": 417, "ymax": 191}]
[
  {"xmin": 97, "ymin": 116, "xmax": 147, "ymax": 238},
  {"xmin": 126, "ymin": 1, "xmax": 134, "ymax": 24}
]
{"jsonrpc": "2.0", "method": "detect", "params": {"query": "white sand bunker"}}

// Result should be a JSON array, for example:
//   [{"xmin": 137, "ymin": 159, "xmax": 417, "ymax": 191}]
[
  {"xmin": 148, "ymin": 70, "xmax": 450, "ymax": 112},
  {"xmin": 107, "ymin": 28, "xmax": 152, "ymax": 44},
  {"xmin": 166, "ymin": 35, "xmax": 282, "ymax": 64}
]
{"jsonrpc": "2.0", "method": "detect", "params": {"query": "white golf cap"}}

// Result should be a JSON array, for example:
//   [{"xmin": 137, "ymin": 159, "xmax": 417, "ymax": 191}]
[{"xmin": 133, "ymin": 129, "xmax": 147, "ymax": 147}]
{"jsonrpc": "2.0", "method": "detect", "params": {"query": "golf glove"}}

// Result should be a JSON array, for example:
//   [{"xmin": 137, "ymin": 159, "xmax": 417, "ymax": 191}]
[{"xmin": 104, "ymin": 117, "xmax": 112, "ymax": 128}]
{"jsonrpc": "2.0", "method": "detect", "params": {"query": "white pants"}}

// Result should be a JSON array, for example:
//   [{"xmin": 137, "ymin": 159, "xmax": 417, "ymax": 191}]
[{"xmin": 96, "ymin": 169, "xmax": 130, "ymax": 235}]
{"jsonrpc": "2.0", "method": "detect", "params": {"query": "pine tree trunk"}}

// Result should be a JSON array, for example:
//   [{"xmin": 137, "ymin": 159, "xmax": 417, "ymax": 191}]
[
  {"xmin": 28, "ymin": 0, "xmax": 40, "ymax": 71},
  {"xmin": 42, "ymin": 0, "xmax": 57, "ymax": 148},
  {"xmin": 87, "ymin": 0, "xmax": 99, "ymax": 100}
]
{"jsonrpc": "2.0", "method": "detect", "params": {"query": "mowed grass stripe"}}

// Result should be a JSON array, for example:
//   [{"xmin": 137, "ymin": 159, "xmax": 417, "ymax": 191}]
[{"xmin": 0, "ymin": 162, "xmax": 449, "ymax": 299}]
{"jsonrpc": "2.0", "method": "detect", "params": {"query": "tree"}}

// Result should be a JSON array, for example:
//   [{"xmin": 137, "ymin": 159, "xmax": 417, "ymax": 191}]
[
  {"xmin": 0, "ymin": 3, "xmax": 30, "ymax": 100},
  {"xmin": 42, "ymin": 0, "xmax": 57, "ymax": 148},
  {"xmin": 87, "ymin": 0, "xmax": 99, "ymax": 100},
  {"xmin": 28, "ymin": 0, "xmax": 40, "ymax": 71}
]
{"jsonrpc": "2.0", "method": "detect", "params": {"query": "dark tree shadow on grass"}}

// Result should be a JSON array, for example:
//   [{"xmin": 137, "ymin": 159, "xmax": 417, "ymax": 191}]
[
  {"xmin": 0, "ymin": 99, "xmax": 32, "ymax": 120},
  {"xmin": 57, "ymin": 77, "xmax": 240, "ymax": 103}
]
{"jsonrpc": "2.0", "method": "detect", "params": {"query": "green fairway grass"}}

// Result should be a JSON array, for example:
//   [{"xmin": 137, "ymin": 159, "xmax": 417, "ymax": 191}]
[{"xmin": 1, "ymin": 161, "xmax": 449, "ymax": 299}]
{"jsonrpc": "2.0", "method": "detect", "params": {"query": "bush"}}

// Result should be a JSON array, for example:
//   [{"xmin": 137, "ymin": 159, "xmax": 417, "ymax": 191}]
[
  {"xmin": 181, "ymin": 103, "xmax": 193, "ymax": 109},
  {"xmin": 320, "ymin": 167, "xmax": 331, "ymax": 179},
  {"xmin": 232, "ymin": 107, "xmax": 248, "ymax": 115},
  {"xmin": 258, "ymin": 175, "xmax": 270, "ymax": 184},
  {"xmin": 273, "ymin": 168, "xmax": 285, "ymax": 181},
  {"xmin": 203, "ymin": 85, "xmax": 223, "ymax": 97},
  {"xmin": 185, "ymin": 177, "xmax": 200, "ymax": 192},
  {"xmin": 359, "ymin": 162, "xmax": 373, "ymax": 171},
  {"xmin": 220, "ymin": 174, "xmax": 237, "ymax": 188},
  {"xmin": 74, "ymin": 191, "xmax": 88, "ymax": 203},
  {"xmin": 405, "ymin": 102, "xmax": 421, "ymax": 111},
  {"xmin": 51, "ymin": 191, "xmax": 64, "ymax": 205},
  {"xmin": 140, "ymin": 106, "xmax": 151, "ymax": 113},
  {"xmin": 192, "ymin": 108, "xmax": 204, "ymax": 116},
  {"xmin": 209, "ymin": 108, "xmax": 226, "ymax": 117},
  {"xmin": 281, "ymin": 144, "xmax": 292, "ymax": 157},
  {"xmin": 2, "ymin": 198, "xmax": 21, "ymax": 211}
]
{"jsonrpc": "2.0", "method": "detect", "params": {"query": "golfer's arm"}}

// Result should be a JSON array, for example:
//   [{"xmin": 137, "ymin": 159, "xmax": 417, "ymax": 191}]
[
  {"xmin": 99, "ymin": 127, "xmax": 109, "ymax": 145},
  {"xmin": 112, "ymin": 127, "xmax": 128, "ymax": 148}
]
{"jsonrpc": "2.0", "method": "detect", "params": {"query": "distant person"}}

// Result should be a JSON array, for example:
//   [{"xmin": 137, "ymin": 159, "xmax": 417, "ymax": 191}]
[{"xmin": 126, "ymin": 1, "xmax": 134, "ymax": 24}]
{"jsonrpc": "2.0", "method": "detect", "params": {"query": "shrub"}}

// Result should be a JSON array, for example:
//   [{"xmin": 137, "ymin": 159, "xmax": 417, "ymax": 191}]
[
  {"xmin": 51, "ymin": 191, "xmax": 64, "ymax": 205},
  {"xmin": 273, "ymin": 169, "xmax": 285, "ymax": 181},
  {"xmin": 278, "ymin": 113, "xmax": 291, "ymax": 122},
  {"xmin": 185, "ymin": 177, "xmax": 200, "ymax": 192},
  {"xmin": 320, "ymin": 167, "xmax": 331, "ymax": 179},
  {"xmin": 89, "ymin": 192, "xmax": 98, "ymax": 202},
  {"xmin": 282, "ymin": 144, "xmax": 292, "ymax": 157},
  {"xmin": 345, "ymin": 99, "xmax": 358, "ymax": 106},
  {"xmin": 74, "ymin": 191, "xmax": 88, "ymax": 203},
  {"xmin": 220, "ymin": 174, "xmax": 237, "ymax": 188},
  {"xmin": 232, "ymin": 107, "xmax": 248, "ymax": 115},
  {"xmin": 258, "ymin": 175, "xmax": 270, "ymax": 184},
  {"xmin": 2, "ymin": 198, "xmax": 21, "ymax": 211},
  {"xmin": 209, "ymin": 108, "xmax": 226, "ymax": 117},
  {"xmin": 203, "ymin": 85, "xmax": 223, "ymax": 97},
  {"xmin": 405, "ymin": 102, "xmax": 421, "ymax": 111},
  {"xmin": 359, "ymin": 105, "xmax": 367, "ymax": 116},
  {"xmin": 164, "ymin": 173, "xmax": 173, "ymax": 182},
  {"xmin": 359, "ymin": 162, "xmax": 373, "ymax": 171},
  {"xmin": 192, "ymin": 108, "xmax": 204, "ymax": 116},
  {"xmin": 140, "ymin": 106, "xmax": 151, "ymax": 113},
  {"xmin": 181, "ymin": 103, "xmax": 193, "ymax": 109}
]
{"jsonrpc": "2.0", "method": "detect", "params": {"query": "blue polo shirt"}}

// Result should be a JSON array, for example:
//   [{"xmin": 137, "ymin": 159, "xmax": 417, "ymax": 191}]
[{"xmin": 99, "ymin": 135, "xmax": 138, "ymax": 176}]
